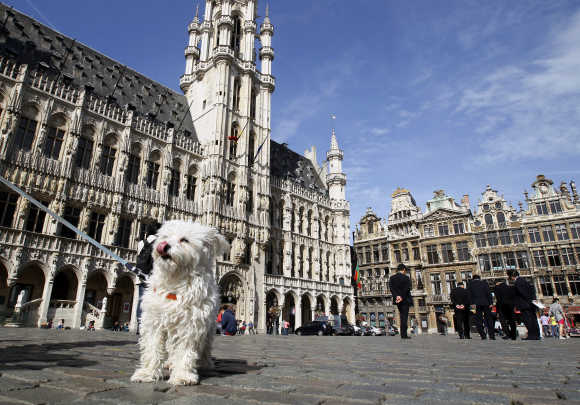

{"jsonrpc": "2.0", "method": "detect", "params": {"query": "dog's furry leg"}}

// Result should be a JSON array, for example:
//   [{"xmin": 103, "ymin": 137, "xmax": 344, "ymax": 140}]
[
  {"xmin": 131, "ymin": 318, "xmax": 166, "ymax": 383},
  {"xmin": 199, "ymin": 331, "xmax": 215, "ymax": 369},
  {"xmin": 167, "ymin": 340, "xmax": 200, "ymax": 386}
]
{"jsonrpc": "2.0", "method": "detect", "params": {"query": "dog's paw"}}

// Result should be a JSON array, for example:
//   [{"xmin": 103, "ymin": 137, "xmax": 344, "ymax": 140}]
[
  {"xmin": 131, "ymin": 368, "xmax": 158, "ymax": 383},
  {"xmin": 200, "ymin": 357, "xmax": 215, "ymax": 370},
  {"xmin": 168, "ymin": 371, "xmax": 200, "ymax": 386}
]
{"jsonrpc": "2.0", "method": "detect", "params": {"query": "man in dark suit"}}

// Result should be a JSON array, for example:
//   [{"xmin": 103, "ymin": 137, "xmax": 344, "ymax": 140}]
[
  {"xmin": 389, "ymin": 263, "xmax": 413, "ymax": 339},
  {"xmin": 494, "ymin": 279, "xmax": 517, "ymax": 340},
  {"xmin": 450, "ymin": 282, "xmax": 471, "ymax": 339},
  {"xmin": 467, "ymin": 274, "xmax": 495, "ymax": 340},
  {"xmin": 508, "ymin": 270, "xmax": 540, "ymax": 340}
]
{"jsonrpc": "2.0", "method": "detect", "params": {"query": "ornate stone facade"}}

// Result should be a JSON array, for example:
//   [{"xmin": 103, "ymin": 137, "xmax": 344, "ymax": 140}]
[
  {"xmin": 0, "ymin": 1, "xmax": 353, "ymax": 332},
  {"xmin": 355, "ymin": 176, "xmax": 580, "ymax": 334}
]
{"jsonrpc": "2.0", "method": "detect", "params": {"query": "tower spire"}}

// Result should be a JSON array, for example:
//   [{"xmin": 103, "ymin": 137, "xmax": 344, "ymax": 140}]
[{"xmin": 195, "ymin": 3, "xmax": 199, "ymax": 20}]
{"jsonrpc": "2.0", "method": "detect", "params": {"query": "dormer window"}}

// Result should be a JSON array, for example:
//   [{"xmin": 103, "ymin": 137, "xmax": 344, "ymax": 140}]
[
  {"xmin": 367, "ymin": 221, "xmax": 373, "ymax": 234},
  {"xmin": 495, "ymin": 202, "xmax": 502, "ymax": 209},
  {"xmin": 483, "ymin": 204, "xmax": 490, "ymax": 212}
]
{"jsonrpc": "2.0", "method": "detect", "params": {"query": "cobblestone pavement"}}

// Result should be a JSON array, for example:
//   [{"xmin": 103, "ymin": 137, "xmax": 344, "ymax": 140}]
[{"xmin": 0, "ymin": 328, "xmax": 579, "ymax": 405}]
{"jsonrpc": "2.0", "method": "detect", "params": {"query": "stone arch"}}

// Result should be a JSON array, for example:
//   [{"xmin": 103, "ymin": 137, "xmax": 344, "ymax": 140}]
[
  {"xmin": 50, "ymin": 265, "xmax": 80, "ymax": 301},
  {"xmin": 330, "ymin": 295, "xmax": 340, "ymax": 315},
  {"xmin": 103, "ymin": 132, "xmax": 119, "ymax": 147},
  {"xmin": 107, "ymin": 273, "xmax": 134, "ymax": 328},
  {"xmin": 301, "ymin": 293, "xmax": 313, "ymax": 325},
  {"xmin": 219, "ymin": 271, "xmax": 247, "ymax": 322},
  {"xmin": 7, "ymin": 262, "xmax": 46, "ymax": 326},
  {"xmin": 84, "ymin": 271, "xmax": 108, "ymax": 307},
  {"xmin": 0, "ymin": 260, "xmax": 10, "ymax": 313},
  {"xmin": 282, "ymin": 290, "xmax": 298, "ymax": 332},
  {"xmin": 316, "ymin": 294, "xmax": 328, "ymax": 315}
]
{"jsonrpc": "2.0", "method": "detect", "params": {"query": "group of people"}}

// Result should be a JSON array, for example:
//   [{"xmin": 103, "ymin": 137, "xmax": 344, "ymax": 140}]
[
  {"xmin": 390, "ymin": 264, "xmax": 568, "ymax": 341},
  {"xmin": 216, "ymin": 304, "xmax": 256, "ymax": 336}
]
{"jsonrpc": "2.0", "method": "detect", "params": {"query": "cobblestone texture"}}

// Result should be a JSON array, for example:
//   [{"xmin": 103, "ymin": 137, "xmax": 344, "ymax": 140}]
[{"xmin": 0, "ymin": 328, "xmax": 579, "ymax": 404}]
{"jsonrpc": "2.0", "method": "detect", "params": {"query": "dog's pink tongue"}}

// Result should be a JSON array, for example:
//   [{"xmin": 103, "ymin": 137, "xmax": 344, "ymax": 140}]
[{"xmin": 156, "ymin": 241, "xmax": 168, "ymax": 256}]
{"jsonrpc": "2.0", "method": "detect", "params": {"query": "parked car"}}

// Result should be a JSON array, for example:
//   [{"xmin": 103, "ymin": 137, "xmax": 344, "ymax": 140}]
[
  {"xmin": 355, "ymin": 325, "xmax": 371, "ymax": 336},
  {"xmin": 332, "ymin": 323, "xmax": 355, "ymax": 336},
  {"xmin": 369, "ymin": 326, "xmax": 386, "ymax": 336},
  {"xmin": 388, "ymin": 326, "xmax": 399, "ymax": 336},
  {"xmin": 295, "ymin": 321, "xmax": 332, "ymax": 336},
  {"xmin": 567, "ymin": 326, "xmax": 580, "ymax": 337}
]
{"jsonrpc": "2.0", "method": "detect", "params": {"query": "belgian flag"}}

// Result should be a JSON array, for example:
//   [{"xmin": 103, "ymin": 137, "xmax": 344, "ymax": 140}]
[{"xmin": 353, "ymin": 265, "xmax": 362, "ymax": 290}]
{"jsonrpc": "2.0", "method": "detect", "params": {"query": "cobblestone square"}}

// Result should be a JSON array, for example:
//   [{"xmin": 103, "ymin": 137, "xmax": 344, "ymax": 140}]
[{"xmin": 0, "ymin": 328, "xmax": 579, "ymax": 405}]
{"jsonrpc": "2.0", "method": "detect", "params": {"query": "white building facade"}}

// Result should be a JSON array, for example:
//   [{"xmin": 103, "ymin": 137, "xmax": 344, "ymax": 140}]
[{"xmin": 0, "ymin": 1, "xmax": 353, "ymax": 332}]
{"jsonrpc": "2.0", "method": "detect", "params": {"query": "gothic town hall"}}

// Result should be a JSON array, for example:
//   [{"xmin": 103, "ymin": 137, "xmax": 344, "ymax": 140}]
[{"xmin": 0, "ymin": 1, "xmax": 354, "ymax": 332}]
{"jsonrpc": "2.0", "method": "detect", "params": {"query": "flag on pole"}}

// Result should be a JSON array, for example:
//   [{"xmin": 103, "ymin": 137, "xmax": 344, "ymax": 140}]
[{"xmin": 353, "ymin": 265, "xmax": 361, "ymax": 290}]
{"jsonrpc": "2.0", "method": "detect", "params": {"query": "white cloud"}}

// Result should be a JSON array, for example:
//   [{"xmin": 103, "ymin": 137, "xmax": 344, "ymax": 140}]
[
  {"xmin": 455, "ymin": 9, "xmax": 580, "ymax": 162},
  {"xmin": 369, "ymin": 127, "xmax": 390, "ymax": 136}
]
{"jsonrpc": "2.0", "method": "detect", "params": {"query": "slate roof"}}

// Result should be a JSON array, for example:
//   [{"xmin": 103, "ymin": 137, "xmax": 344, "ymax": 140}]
[
  {"xmin": 0, "ymin": 3, "xmax": 193, "ymax": 136},
  {"xmin": 270, "ymin": 140, "xmax": 327, "ymax": 194},
  {"xmin": 0, "ymin": 3, "xmax": 328, "ymax": 194}
]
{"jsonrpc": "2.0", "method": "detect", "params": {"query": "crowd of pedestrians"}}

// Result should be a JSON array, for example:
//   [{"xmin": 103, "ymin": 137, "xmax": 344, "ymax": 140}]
[
  {"xmin": 215, "ymin": 304, "xmax": 256, "ymax": 336},
  {"xmin": 390, "ymin": 265, "xmax": 574, "ymax": 341}
]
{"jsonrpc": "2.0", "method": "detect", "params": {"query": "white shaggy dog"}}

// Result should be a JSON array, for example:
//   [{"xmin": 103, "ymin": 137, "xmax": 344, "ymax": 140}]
[{"xmin": 131, "ymin": 220, "xmax": 229, "ymax": 386}]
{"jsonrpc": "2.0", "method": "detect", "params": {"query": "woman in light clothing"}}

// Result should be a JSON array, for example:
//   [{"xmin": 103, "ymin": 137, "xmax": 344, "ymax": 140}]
[{"xmin": 549, "ymin": 298, "xmax": 566, "ymax": 340}]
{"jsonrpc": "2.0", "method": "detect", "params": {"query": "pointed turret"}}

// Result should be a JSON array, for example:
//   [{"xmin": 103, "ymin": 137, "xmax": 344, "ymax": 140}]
[
  {"xmin": 259, "ymin": 2, "xmax": 275, "ymax": 76},
  {"xmin": 181, "ymin": 3, "xmax": 202, "ymax": 88},
  {"xmin": 326, "ymin": 128, "xmax": 346, "ymax": 201}
]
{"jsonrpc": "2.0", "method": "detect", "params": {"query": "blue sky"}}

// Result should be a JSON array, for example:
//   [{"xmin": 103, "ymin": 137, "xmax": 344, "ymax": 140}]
[{"xmin": 9, "ymin": 0, "xmax": 580, "ymax": 228}]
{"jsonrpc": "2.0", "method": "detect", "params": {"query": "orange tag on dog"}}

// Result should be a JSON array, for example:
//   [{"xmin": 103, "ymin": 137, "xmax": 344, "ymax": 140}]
[{"xmin": 166, "ymin": 293, "xmax": 177, "ymax": 301}]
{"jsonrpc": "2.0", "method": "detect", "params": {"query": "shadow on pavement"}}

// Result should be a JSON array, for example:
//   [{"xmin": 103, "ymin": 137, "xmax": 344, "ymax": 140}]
[
  {"xmin": 0, "ymin": 340, "xmax": 135, "ymax": 371},
  {"xmin": 197, "ymin": 358, "xmax": 265, "ymax": 381}
]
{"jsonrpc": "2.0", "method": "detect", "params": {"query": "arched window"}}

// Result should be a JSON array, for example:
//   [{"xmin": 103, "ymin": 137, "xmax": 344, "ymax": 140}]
[
  {"xmin": 291, "ymin": 243, "xmax": 295, "ymax": 278},
  {"xmin": 484, "ymin": 214, "xmax": 493, "ymax": 226},
  {"xmin": 44, "ymin": 115, "xmax": 66, "ymax": 160},
  {"xmin": 230, "ymin": 16, "xmax": 242, "ymax": 54},
  {"xmin": 14, "ymin": 105, "xmax": 39, "ymax": 151},
  {"xmin": 278, "ymin": 242, "xmax": 284, "ymax": 275},
  {"xmin": 100, "ymin": 134, "xmax": 117, "ymax": 176},
  {"xmin": 326, "ymin": 252, "xmax": 331, "ymax": 281},
  {"xmin": 250, "ymin": 88, "xmax": 257, "ymax": 120},
  {"xmin": 75, "ymin": 126, "xmax": 95, "ymax": 169},
  {"xmin": 291, "ymin": 204, "xmax": 296, "ymax": 232},
  {"xmin": 145, "ymin": 150, "xmax": 161, "ymax": 190},
  {"xmin": 248, "ymin": 131, "xmax": 255, "ymax": 166},
  {"xmin": 497, "ymin": 212, "xmax": 506, "ymax": 225},
  {"xmin": 232, "ymin": 78, "xmax": 241, "ymax": 111},
  {"xmin": 308, "ymin": 247, "xmax": 313, "ymax": 279},
  {"xmin": 125, "ymin": 142, "xmax": 141, "ymax": 184},
  {"xmin": 324, "ymin": 216, "xmax": 329, "ymax": 241},
  {"xmin": 279, "ymin": 204, "xmax": 284, "ymax": 228},
  {"xmin": 367, "ymin": 221, "xmax": 373, "ymax": 234},
  {"xmin": 307, "ymin": 210, "xmax": 312, "ymax": 235},
  {"xmin": 169, "ymin": 159, "xmax": 182, "ymax": 197},
  {"xmin": 229, "ymin": 123, "xmax": 238, "ymax": 159},
  {"xmin": 246, "ymin": 182, "xmax": 253, "ymax": 214},
  {"xmin": 269, "ymin": 198, "xmax": 275, "ymax": 225},
  {"xmin": 225, "ymin": 172, "xmax": 236, "ymax": 206},
  {"xmin": 266, "ymin": 243, "xmax": 273, "ymax": 275},
  {"xmin": 298, "ymin": 207, "xmax": 305, "ymax": 234},
  {"xmin": 299, "ymin": 245, "xmax": 305, "ymax": 278},
  {"xmin": 186, "ymin": 165, "xmax": 198, "ymax": 200}
]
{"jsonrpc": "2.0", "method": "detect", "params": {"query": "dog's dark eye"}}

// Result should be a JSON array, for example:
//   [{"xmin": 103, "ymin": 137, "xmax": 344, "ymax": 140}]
[{"xmin": 180, "ymin": 238, "xmax": 189, "ymax": 243}]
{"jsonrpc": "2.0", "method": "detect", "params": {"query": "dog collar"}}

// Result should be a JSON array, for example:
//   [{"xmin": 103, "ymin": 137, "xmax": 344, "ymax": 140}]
[{"xmin": 153, "ymin": 288, "xmax": 177, "ymax": 301}]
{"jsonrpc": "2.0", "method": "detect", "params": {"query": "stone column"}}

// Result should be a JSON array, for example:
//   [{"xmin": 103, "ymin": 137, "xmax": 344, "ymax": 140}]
[
  {"xmin": 72, "ymin": 272, "xmax": 87, "ymax": 328},
  {"xmin": 37, "ymin": 272, "xmax": 55, "ymax": 327},
  {"xmin": 277, "ymin": 294, "xmax": 284, "ymax": 335},
  {"xmin": 97, "ymin": 296, "xmax": 108, "ymax": 329},
  {"xmin": 294, "ymin": 296, "xmax": 302, "ymax": 331},
  {"xmin": 129, "ymin": 280, "xmax": 140, "ymax": 333}
]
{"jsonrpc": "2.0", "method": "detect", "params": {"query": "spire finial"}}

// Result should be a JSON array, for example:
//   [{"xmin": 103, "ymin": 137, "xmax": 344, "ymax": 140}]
[
  {"xmin": 195, "ymin": 3, "xmax": 199, "ymax": 18},
  {"xmin": 266, "ymin": 2, "xmax": 270, "ymax": 18}
]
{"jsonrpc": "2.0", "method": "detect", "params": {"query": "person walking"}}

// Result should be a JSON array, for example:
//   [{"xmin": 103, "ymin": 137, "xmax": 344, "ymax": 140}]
[
  {"xmin": 550, "ymin": 315, "xmax": 558, "ymax": 338},
  {"xmin": 248, "ymin": 321, "xmax": 255, "ymax": 335},
  {"xmin": 540, "ymin": 312, "xmax": 551, "ymax": 337},
  {"xmin": 494, "ymin": 279, "xmax": 517, "ymax": 340},
  {"xmin": 221, "ymin": 304, "xmax": 237, "ymax": 336},
  {"xmin": 508, "ymin": 270, "xmax": 540, "ymax": 340},
  {"xmin": 389, "ymin": 263, "xmax": 413, "ymax": 340},
  {"xmin": 549, "ymin": 297, "xmax": 567, "ymax": 340},
  {"xmin": 467, "ymin": 275, "xmax": 495, "ymax": 340},
  {"xmin": 450, "ymin": 281, "xmax": 471, "ymax": 339}
]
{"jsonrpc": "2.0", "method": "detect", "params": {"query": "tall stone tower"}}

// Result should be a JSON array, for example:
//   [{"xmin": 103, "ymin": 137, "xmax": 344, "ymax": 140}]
[
  {"xmin": 326, "ymin": 129, "xmax": 351, "ymax": 282},
  {"xmin": 179, "ymin": 0, "xmax": 276, "ymax": 322}
]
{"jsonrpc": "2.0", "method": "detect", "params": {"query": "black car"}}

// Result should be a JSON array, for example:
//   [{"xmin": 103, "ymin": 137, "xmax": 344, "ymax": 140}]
[
  {"xmin": 332, "ymin": 323, "xmax": 355, "ymax": 336},
  {"xmin": 295, "ymin": 321, "xmax": 332, "ymax": 336}
]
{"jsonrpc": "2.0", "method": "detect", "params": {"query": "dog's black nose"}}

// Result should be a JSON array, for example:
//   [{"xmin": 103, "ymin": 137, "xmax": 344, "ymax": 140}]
[{"xmin": 163, "ymin": 244, "xmax": 171, "ymax": 253}]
